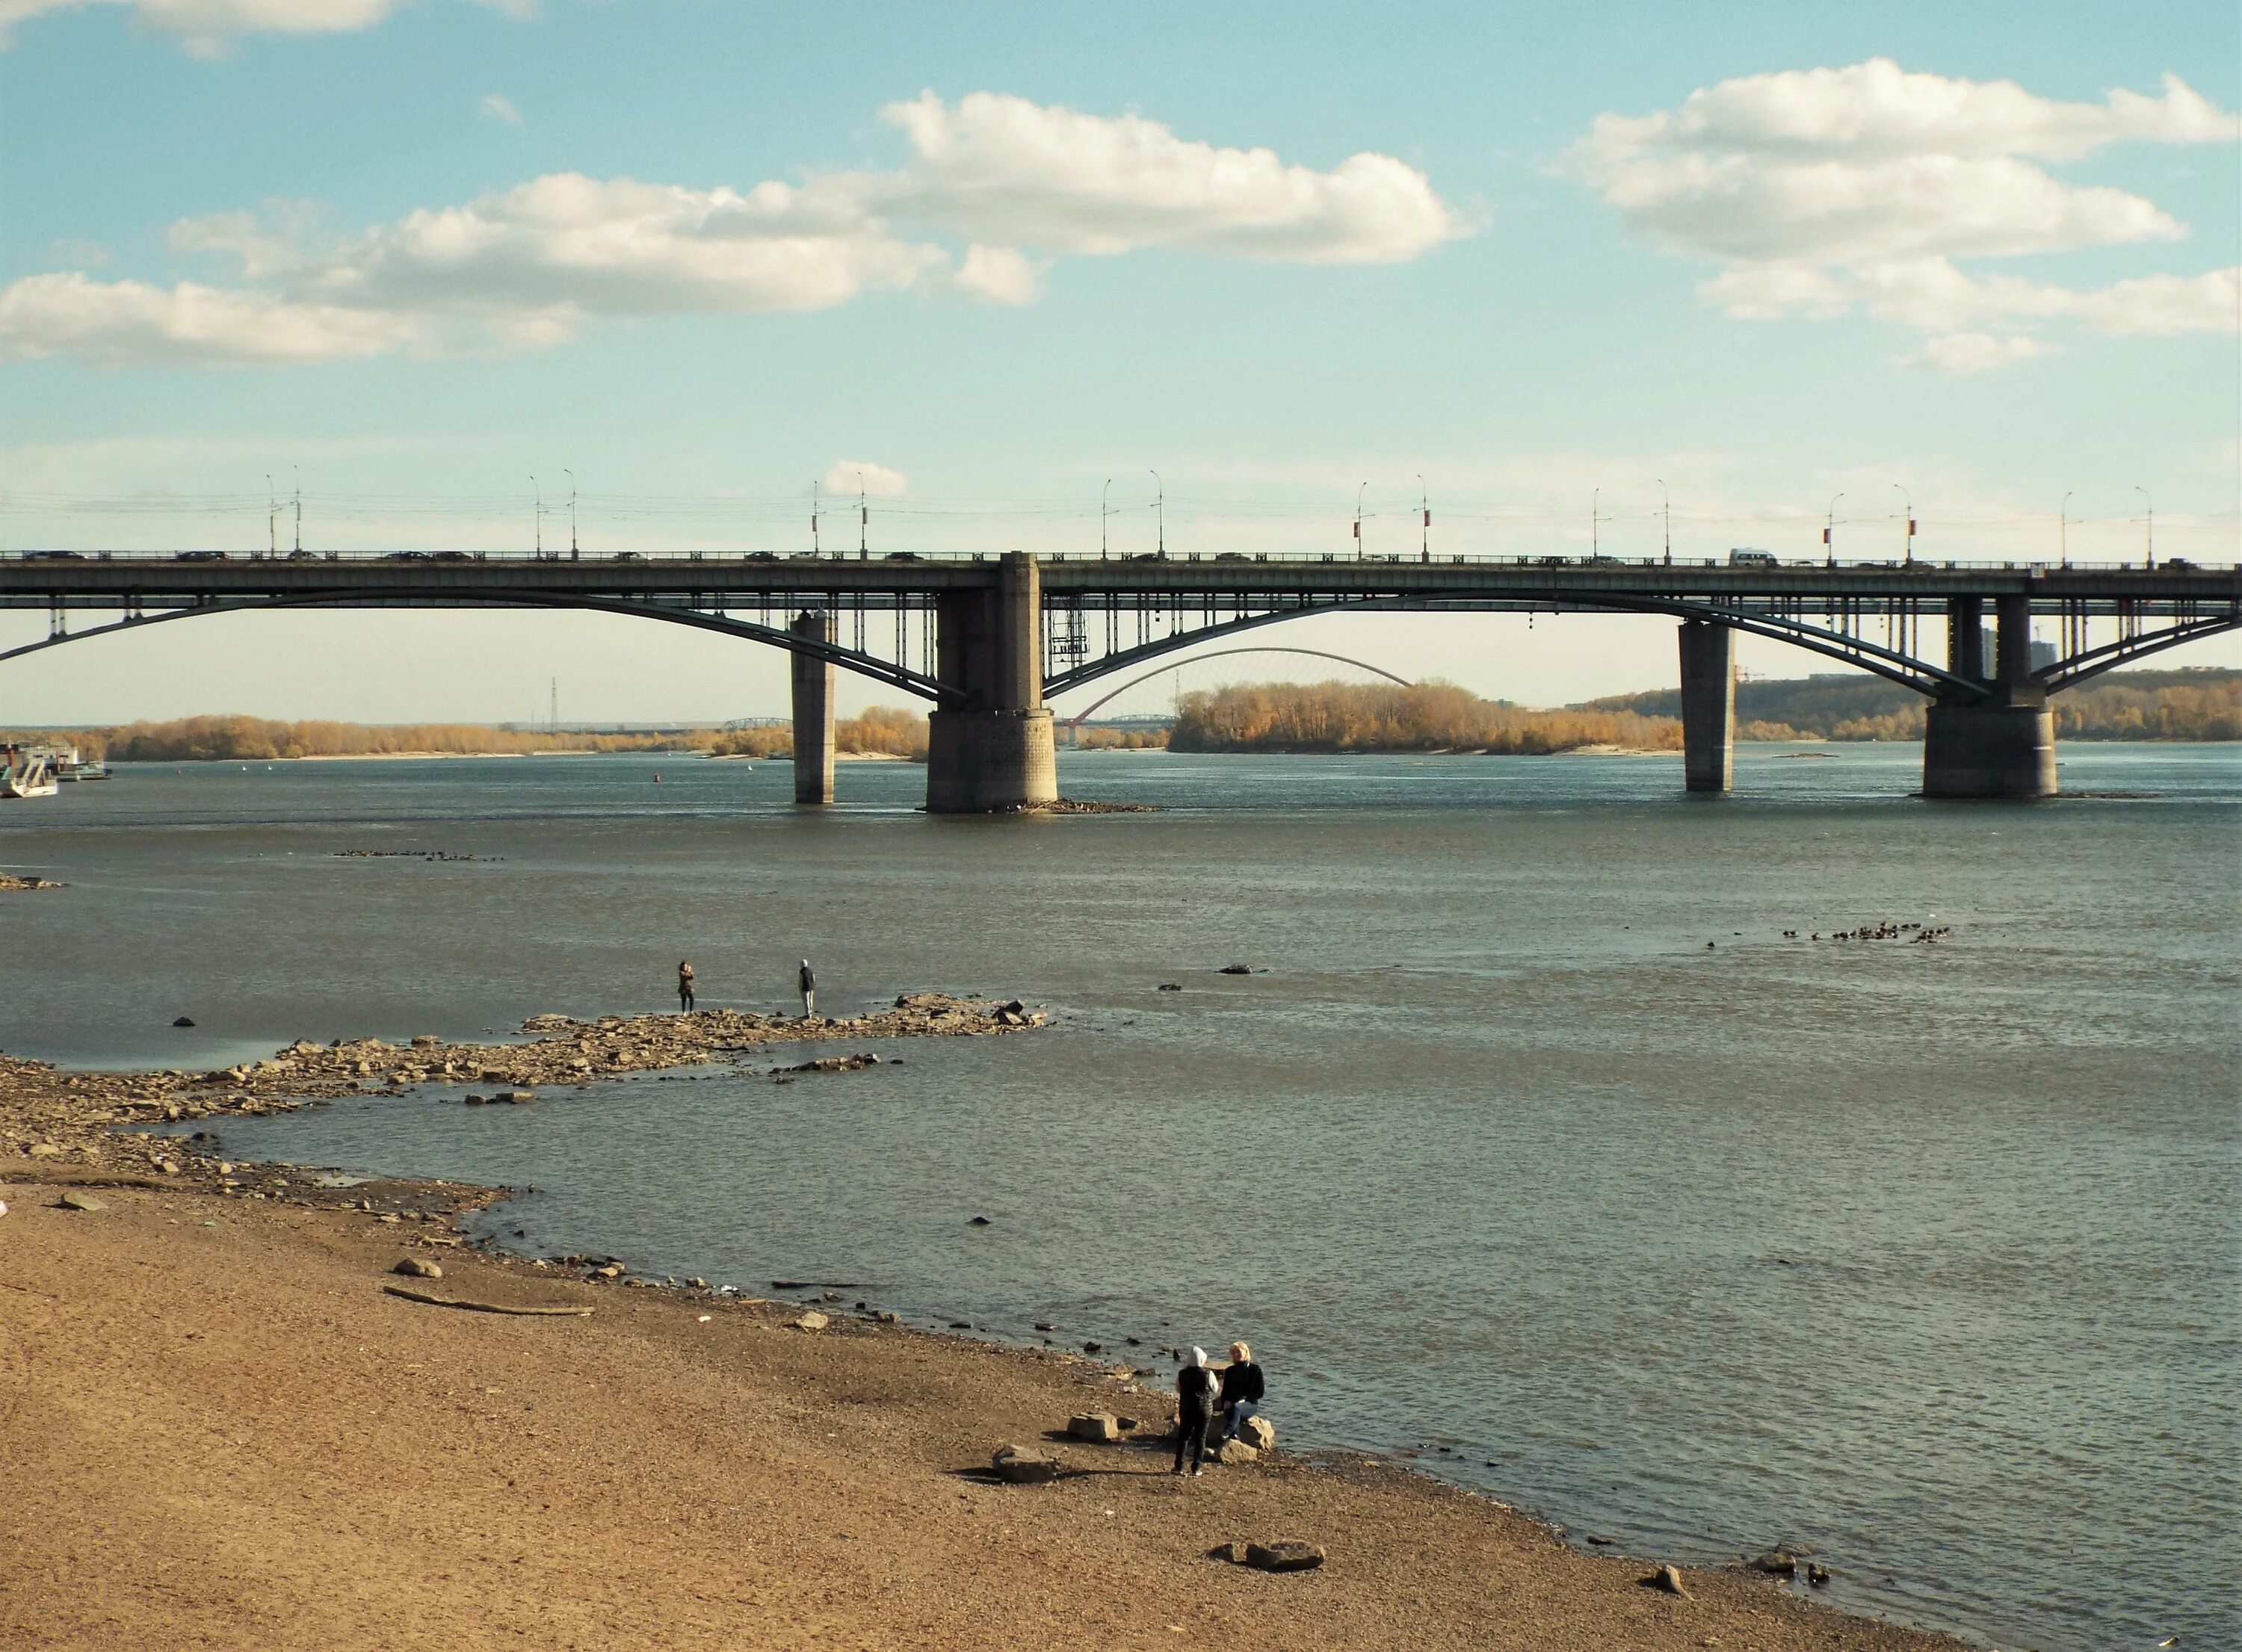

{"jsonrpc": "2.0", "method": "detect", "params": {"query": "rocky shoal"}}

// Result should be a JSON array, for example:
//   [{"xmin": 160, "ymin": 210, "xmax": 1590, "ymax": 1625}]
[{"xmin": 0, "ymin": 991, "xmax": 1046, "ymax": 1182}]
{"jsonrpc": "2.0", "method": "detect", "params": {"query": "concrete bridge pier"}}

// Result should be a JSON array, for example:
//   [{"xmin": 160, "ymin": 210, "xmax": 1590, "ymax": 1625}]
[
  {"xmin": 1923, "ymin": 594, "xmax": 2056, "ymax": 799},
  {"xmin": 926, "ymin": 551, "xmax": 1058, "ymax": 813},
  {"xmin": 1677, "ymin": 620, "xmax": 1735, "ymax": 793},
  {"xmin": 788, "ymin": 610, "xmax": 836, "ymax": 805}
]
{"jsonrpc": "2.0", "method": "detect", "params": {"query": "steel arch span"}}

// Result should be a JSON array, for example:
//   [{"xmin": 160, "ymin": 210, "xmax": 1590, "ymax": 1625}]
[
  {"xmin": 1057, "ymin": 646, "xmax": 1412, "ymax": 727},
  {"xmin": 0, "ymin": 590, "xmax": 961, "ymax": 705}
]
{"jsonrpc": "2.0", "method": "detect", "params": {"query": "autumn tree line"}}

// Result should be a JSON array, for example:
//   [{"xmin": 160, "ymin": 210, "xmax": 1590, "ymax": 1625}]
[{"xmin": 11, "ymin": 668, "xmax": 2234, "ymax": 764}]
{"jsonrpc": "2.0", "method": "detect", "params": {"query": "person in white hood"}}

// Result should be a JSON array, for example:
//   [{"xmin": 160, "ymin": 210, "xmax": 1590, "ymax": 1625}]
[
  {"xmin": 797, "ymin": 959, "xmax": 816, "ymax": 1020},
  {"xmin": 1174, "ymin": 1346, "xmax": 1215, "ymax": 1478}
]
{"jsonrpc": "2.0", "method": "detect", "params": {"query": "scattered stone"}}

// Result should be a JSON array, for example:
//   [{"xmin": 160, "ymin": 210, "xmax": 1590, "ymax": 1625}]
[
  {"xmin": 1068, "ymin": 1411, "xmax": 1122, "ymax": 1443},
  {"xmin": 171, "ymin": 1016, "xmax": 196, "ymax": 1028},
  {"xmin": 500, "ymin": 1090, "xmax": 536, "ymax": 1104},
  {"xmin": 792, "ymin": 1310, "xmax": 830, "ymax": 1331},
  {"xmin": 1243, "ymin": 1541, "xmax": 1324, "ymax": 1573},
  {"xmin": 1208, "ymin": 1541, "xmax": 1246, "ymax": 1565},
  {"xmin": 1081, "ymin": 1340, "xmax": 1103, "ymax": 1355},
  {"xmin": 1215, "ymin": 1438, "xmax": 1260, "ymax": 1466},
  {"xmin": 393, "ymin": 1257, "xmax": 443, "ymax": 1279},
  {"xmin": 1034, "ymin": 1321, "xmax": 1059, "ymax": 1332},
  {"xmin": 1217, "ymin": 964, "xmax": 1252, "ymax": 974},
  {"xmin": 1241, "ymin": 1415, "xmax": 1276, "ymax": 1453},
  {"xmin": 463, "ymin": 1094, "xmax": 487, "ymax": 1106},
  {"xmin": 990, "ymin": 1444, "xmax": 1060, "ymax": 1484},
  {"xmin": 1807, "ymin": 1563, "xmax": 1832, "ymax": 1588},
  {"xmin": 57, "ymin": 1190, "xmax": 107, "ymax": 1213},
  {"xmin": 1750, "ymin": 1551, "xmax": 1798, "ymax": 1578},
  {"xmin": 968, "ymin": 1215, "xmax": 992, "ymax": 1226},
  {"xmin": 1642, "ymin": 1564, "xmax": 1690, "ymax": 1597},
  {"xmin": 410, "ymin": 1035, "xmax": 439, "ymax": 1048},
  {"xmin": 26, "ymin": 1142, "xmax": 61, "ymax": 1158},
  {"xmin": 1156, "ymin": 983, "xmax": 1182, "ymax": 992},
  {"xmin": 593, "ymin": 1263, "xmax": 626, "ymax": 1279}
]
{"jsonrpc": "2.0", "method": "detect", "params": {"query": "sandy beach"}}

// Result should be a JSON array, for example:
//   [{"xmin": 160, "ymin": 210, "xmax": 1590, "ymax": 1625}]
[{"xmin": 0, "ymin": 1003, "xmax": 1965, "ymax": 1652}]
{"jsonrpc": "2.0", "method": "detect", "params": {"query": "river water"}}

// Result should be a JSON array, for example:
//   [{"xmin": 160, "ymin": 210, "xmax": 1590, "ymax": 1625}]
[{"xmin": 3, "ymin": 745, "xmax": 2236, "ymax": 1651}]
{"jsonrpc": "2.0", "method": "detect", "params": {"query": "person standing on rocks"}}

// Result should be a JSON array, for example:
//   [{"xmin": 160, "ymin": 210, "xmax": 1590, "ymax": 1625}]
[
  {"xmin": 797, "ymin": 959, "xmax": 817, "ymax": 1021},
  {"xmin": 1219, "ymin": 1340, "xmax": 1264, "ymax": 1442},
  {"xmin": 1174, "ymin": 1347, "xmax": 1215, "ymax": 1478},
  {"xmin": 677, "ymin": 961, "xmax": 696, "ymax": 1014}
]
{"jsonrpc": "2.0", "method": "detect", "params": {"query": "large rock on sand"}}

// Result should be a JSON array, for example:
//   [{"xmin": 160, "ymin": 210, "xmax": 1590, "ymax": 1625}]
[
  {"xmin": 1067, "ymin": 1412, "xmax": 1121, "ymax": 1443},
  {"xmin": 1244, "ymin": 1541, "xmax": 1324, "ymax": 1572},
  {"xmin": 1241, "ymin": 1415, "xmax": 1276, "ymax": 1452},
  {"xmin": 393, "ymin": 1257, "xmax": 443, "ymax": 1279},
  {"xmin": 991, "ymin": 1445, "xmax": 1060, "ymax": 1484},
  {"xmin": 1215, "ymin": 1438, "xmax": 1261, "ymax": 1466}
]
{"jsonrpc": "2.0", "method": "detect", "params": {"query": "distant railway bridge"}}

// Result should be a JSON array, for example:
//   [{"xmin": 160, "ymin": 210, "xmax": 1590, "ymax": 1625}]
[{"xmin": 1, "ymin": 548, "xmax": 2234, "ymax": 809}]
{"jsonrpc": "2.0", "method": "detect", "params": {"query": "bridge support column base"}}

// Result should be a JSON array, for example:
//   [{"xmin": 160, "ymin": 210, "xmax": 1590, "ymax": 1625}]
[
  {"xmin": 1922, "ymin": 699, "xmax": 2055, "ymax": 799},
  {"xmin": 926, "ymin": 709, "xmax": 1057, "ymax": 813},
  {"xmin": 1678, "ymin": 620, "xmax": 1735, "ymax": 794},
  {"xmin": 789, "ymin": 612, "xmax": 836, "ymax": 805}
]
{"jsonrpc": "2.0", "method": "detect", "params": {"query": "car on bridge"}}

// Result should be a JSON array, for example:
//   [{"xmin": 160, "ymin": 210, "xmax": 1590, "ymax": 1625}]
[
  {"xmin": 1728, "ymin": 548, "xmax": 1777, "ymax": 566},
  {"xmin": 383, "ymin": 551, "xmax": 430, "ymax": 560},
  {"xmin": 433, "ymin": 551, "xmax": 474, "ymax": 562},
  {"xmin": 173, "ymin": 551, "xmax": 227, "ymax": 561},
  {"xmin": 19, "ymin": 550, "xmax": 85, "ymax": 560}
]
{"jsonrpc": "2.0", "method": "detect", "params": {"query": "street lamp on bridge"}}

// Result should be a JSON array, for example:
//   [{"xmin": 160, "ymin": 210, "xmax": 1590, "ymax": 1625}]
[
  {"xmin": 1356, "ymin": 482, "xmax": 1368, "ymax": 559},
  {"xmin": 2060, "ymin": 491, "xmax": 2072, "ymax": 569},
  {"xmin": 2135, "ymin": 485, "xmax": 2153, "ymax": 569},
  {"xmin": 1657, "ymin": 478, "xmax": 1670, "ymax": 565},
  {"xmin": 531, "ymin": 476, "xmax": 543, "ymax": 559},
  {"xmin": 1149, "ymin": 470, "xmax": 1164, "ymax": 559},
  {"xmin": 1101, "ymin": 477, "xmax": 1112, "ymax": 560},
  {"xmin": 564, "ymin": 468, "xmax": 578, "ymax": 560},
  {"xmin": 1824, "ymin": 492, "xmax": 1844, "ymax": 566},
  {"xmin": 1418, "ymin": 474, "xmax": 1429, "ymax": 563},
  {"xmin": 1893, "ymin": 482, "xmax": 1914, "ymax": 564}
]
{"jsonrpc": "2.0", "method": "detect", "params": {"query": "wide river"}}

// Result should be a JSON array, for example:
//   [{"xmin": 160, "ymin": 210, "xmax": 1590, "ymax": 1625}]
[{"xmin": 4, "ymin": 744, "xmax": 2235, "ymax": 1651}]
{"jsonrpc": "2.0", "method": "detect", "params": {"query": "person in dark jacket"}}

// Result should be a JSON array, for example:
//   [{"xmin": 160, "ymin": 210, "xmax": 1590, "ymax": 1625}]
[
  {"xmin": 1220, "ymin": 1340, "xmax": 1265, "ymax": 1441},
  {"xmin": 797, "ymin": 958, "xmax": 816, "ymax": 1020},
  {"xmin": 1173, "ymin": 1346, "xmax": 1215, "ymax": 1477},
  {"xmin": 677, "ymin": 961, "xmax": 696, "ymax": 1013}
]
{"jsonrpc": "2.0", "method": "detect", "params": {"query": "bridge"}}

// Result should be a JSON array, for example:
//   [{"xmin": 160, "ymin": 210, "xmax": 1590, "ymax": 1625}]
[{"xmin": 2, "ymin": 548, "xmax": 2235, "ymax": 809}]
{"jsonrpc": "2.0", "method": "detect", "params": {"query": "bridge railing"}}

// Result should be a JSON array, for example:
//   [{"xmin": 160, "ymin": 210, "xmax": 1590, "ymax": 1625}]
[{"xmin": 7, "ymin": 548, "xmax": 2232, "ymax": 573}]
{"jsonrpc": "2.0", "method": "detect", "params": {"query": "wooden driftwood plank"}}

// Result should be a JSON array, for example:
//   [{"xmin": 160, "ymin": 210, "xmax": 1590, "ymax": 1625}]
[{"xmin": 381, "ymin": 1284, "xmax": 592, "ymax": 1317}]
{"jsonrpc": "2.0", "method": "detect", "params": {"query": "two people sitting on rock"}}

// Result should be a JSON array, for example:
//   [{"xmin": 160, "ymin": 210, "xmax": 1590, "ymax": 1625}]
[
  {"xmin": 1174, "ymin": 1341, "xmax": 1267, "ymax": 1479},
  {"xmin": 677, "ymin": 961, "xmax": 695, "ymax": 1013}
]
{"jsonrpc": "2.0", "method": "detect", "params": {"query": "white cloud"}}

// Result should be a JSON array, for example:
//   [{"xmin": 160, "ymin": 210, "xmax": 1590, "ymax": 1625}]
[
  {"xmin": 479, "ymin": 92, "xmax": 522, "ymax": 128},
  {"xmin": 0, "ymin": 0, "xmax": 519, "ymax": 52},
  {"xmin": 1569, "ymin": 60, "xmax": 2238, "ymax": 370},
  {"xmin": 0, "ymin": 271, "xmax": 423, "ymax": 365},
  {"xmin": 0, "ymin": 93, "xmax": 1461, "ymax": 368},
  {"xmin": 822, "ymin": 460, "xmax": 907, "ymax": 499},
  {"xmin": 880, "ymin": 91, "xmax": 1461, "ymax": 263},
  {"xmin": 1900, "ymin": 332, "xmax": 2050, "ymax": 375},
  {"xmin": 951, "ymin": 243, "xmax": 1040, "ymax": 305}
]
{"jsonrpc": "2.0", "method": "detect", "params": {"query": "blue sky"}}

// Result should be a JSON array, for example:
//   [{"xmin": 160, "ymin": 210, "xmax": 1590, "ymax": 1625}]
[{"xmin": 2, "ymin": 0, "xmax": 2236, "ymax": 723}]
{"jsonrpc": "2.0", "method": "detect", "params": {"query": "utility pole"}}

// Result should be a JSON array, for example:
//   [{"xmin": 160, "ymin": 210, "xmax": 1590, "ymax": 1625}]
[
  {"xmin": 291, "ymin": 466, "xmax": 301, "ymax": 555},
  {"xmin": 266, "ymin": 474, "xmax": 276, "ymax": 559},
  {"xmin": 1101, "ymin": 477, "xmax": 1111, "ymax": 560},
  {"xmin": 1893, "ymin": 482, "xmax": 1914, "ymax": 564},
  {"xmin": 1657, "ymin": 477, "xmax": 1670, "ymax": 565},
  {"xmin": 1150, "ymin": 470, "xmax": 1164, "ymax": 559},
  {"xmin": 1418, "ymin": 474, "xmax": 1429, "ymax": 562},
  {"xmin": 2135, "ymin": 485, "xmax": 2153, "ymax": 568},
  {"xmin": 1824, "ymin": 492, "xmax": 1844, "ymax": 566},
  {"xmin": 811, "ymin": 480, "xmax": 821, "ymax": 556},
  {"xmin": 1355, "ymin": 483, "xmax": 1368, "ymax": 559},
  {"xmin": 564, "ymin": 468, "xmax": 578, "ymax": 560},
  {"xmin": 2060, "ymin": 490, "xmax": 2072, "ymax": 568},
  {"xmin": 1591, "ymin": 487, "xmax": 1599, "ymax": 559},
  {"xmin": 531, "ymin": 476, "xmax": 543, "ymax": 558},
  {"xmin": 549, "ymin": 677, "xmax": 558, "ymax": 733},
  {"xmin": 857, "ymin": 471, "xmax": 867, "ymax": 559}
]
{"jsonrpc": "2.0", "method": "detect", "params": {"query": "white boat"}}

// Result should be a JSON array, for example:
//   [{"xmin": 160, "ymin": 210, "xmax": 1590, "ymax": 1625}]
[{"xmin": 1, "ymin": 749, "xmax": 59, "ymax": 799}]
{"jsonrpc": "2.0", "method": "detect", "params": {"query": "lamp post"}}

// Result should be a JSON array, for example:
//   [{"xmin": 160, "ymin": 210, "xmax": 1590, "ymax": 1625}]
[
  {"xmin": 564, "ymin": 468, "xmax": 578, "ymax": 560},
  {"xmin": 811, "ymin": 480, "xmax": 821, "ymax": 556},
  {"xmin": 291, "ymin": 465, "xmax": 301, "ymax": 554},
  {"xmin": 2060, "ymin": 490, "xmax": 2072, "ymax": 568},
  {"xmin": 1101, "ymin": 477, "xmax": 1111, "ymax": 560},
  {"xmin": 1893, "ymin": 482, "xmax": 1913, "ymax": 563},
  {"xmin": 1825, "ymin": 492, "xmax": 1844, "ymax": 566},
  {"xmin": 1356, "ymin": 482, "xmax": 1368, "ymax": 559},
  {"xmin": 1418, "ymin": 474, "xmax": 1429, "ymax": 562},
  {"xmin": 2134, "ymin": 485, "xmax": 2152, "ymax": 569},
  {"xmin": 1150, "ymin": 470, "xmax": 1164, "ymax": 558},
  {"xmin": 266, "ymin": 474, "xmax": 276, "ymax": 559},
  {"xmin": 1591, "ymin": 487, "xmax": 1599, "ymax": 559},
  {"xmin": 857, "ymin": 471, "xmax": 867, "ymax": 559},
  {"xmin": 531, "ymin": 476, "xmax": 543, "ymax": 558},
  {"xmin": 1657, "ymin": 477, "xmax": 1670, "ymax": 565}
]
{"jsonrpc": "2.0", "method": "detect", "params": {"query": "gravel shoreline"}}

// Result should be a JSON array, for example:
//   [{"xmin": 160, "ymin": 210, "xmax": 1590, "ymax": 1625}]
[{"xmin": 1, "ymin": 996, "xmax": 1968, "ymax": 1651}]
